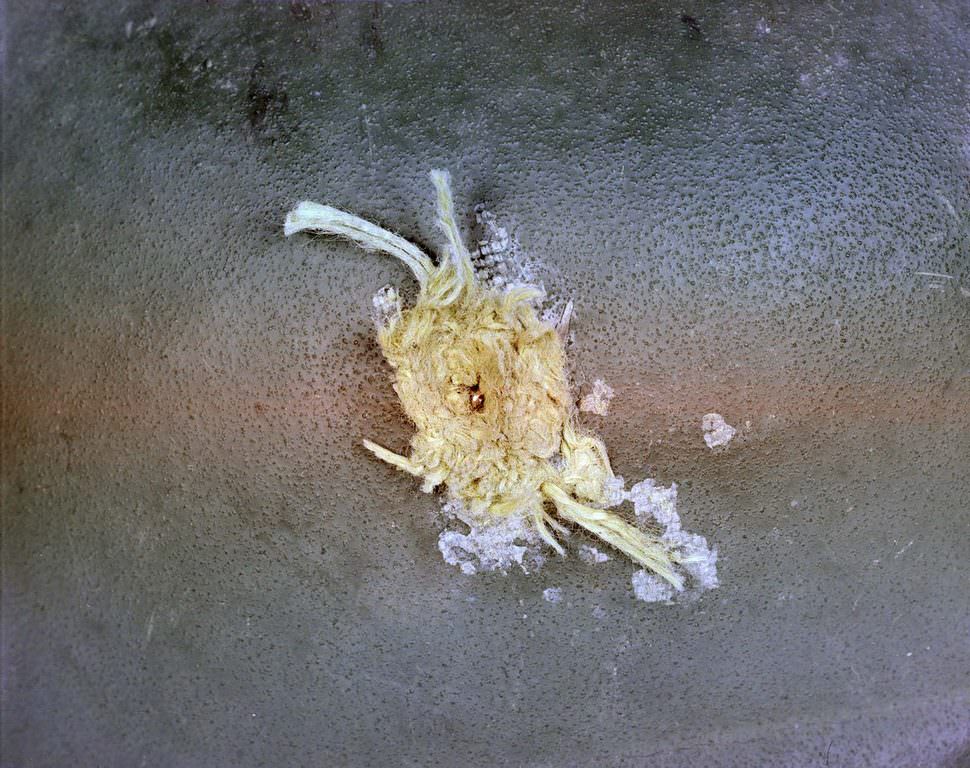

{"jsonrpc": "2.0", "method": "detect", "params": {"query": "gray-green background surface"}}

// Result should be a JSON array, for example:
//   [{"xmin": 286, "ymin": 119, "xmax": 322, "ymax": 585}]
[{"xmin": 3, "ymin": 1, "xmax": 969, "ymax": 766}]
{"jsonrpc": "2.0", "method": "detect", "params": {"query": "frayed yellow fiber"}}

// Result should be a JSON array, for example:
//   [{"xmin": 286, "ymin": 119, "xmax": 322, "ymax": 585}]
[{"xmin": 286, "ymin": 171, "xmax": 684, "ymax": 587}]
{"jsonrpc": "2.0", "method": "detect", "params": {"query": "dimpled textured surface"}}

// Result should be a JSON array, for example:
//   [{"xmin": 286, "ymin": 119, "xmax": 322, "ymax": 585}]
[{"xmin": 3, "ymin": 2, "xmax": 969, "ymax": 767}]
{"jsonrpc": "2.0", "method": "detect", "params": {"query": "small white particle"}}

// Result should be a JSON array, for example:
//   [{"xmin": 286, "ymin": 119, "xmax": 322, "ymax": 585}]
[
  {"xmin": 542, "ymin": 587, "xmax": 563, "ymax": 604},
  {"xmin": 702, "ymin": 413, "xmax": 736, "ymax": 448},
  {"xmin": 631, "ymin": 570, "xmax": 674, "ymax": 603},
  {"xmin": 578, "ymin": 545, "xmax": 610, "ymax": 564},
  {"xmin": 602, "ymin": 475, "xmax": 627, "ymax": 508},
  {"xmin": 629, "ymin": 478, "xmax": 679, "ymax": 529},
  {"xmin": 579, "ymin": 379, "xmax": 615, "ymax": 416},
  {"xmin": 372, "ymin": 285, "xmax": 401, "ymax": 329},
  {"xmin": 895, "ymin": 540, "xmax": 914, "ymax": 557}
]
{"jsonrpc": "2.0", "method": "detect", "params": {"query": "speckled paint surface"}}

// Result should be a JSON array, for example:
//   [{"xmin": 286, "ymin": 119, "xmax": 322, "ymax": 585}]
[{"xmin": 3, "ymin": 2, "xmax": 969, "ymax": 766}]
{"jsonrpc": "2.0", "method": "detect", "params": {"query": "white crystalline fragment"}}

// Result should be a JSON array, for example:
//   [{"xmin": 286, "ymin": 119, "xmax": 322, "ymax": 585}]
[
  {"xmin": 686, "ymin": 546, "xmax": 719, "ymax": 590},
  {"xmin": 438, "ymin": 525, "xmax": 528, "ymax": 574},
  {"xmin": 478, "ymin": 222, "xmax": 510, "ymax": 256},
  {"xmin": 473, "ymin": 204, "xmax": 541, "ymax": 289},
  {"xmin": 372, "ymin": 284, "xmax": 399, "ymax": 314},
  {"xmin": 629, "ymin": 478, "xmax": 680, "ymax": 531},
  {"xmin": 371, "ymin": 285, "xmax": 401, "ymax": 328},
  {"xmin": 631, "ymin": 570, "xmax": 675, "ymax": 603},
  {"xmin": 579, "ymin": 545, "xmax": 611, "ymax": 564},
  {"xmin": 628, "ymin": 477, "xmax": 719, "ymax": 594},
  {"xmin": 438, "ymin": 498, "xmax": 465, "ymax": 522},
  {"xmin": 437, "ymin": 500, "xmax": 542, "ymax": 575},
  {"xmin": 602, "ymin": 474, "xmax": 627, "ymax": 508},
  {"xmin": 579, "ymin": 379, "xmax": 615, "ymax": 416},
  {"xmin": 664, "ymin": 529, "xmax": 720, "ymax": 590},
  {"xmin": 542, "ymin": 587, "xmax": 563, "ymax": 603},
  {"xmin": 475, "ymin": 204, "xmax": 509, "ymax": 257},
  {"xmin": 702, "ymin": 412, "xmax": 736, "ymax": 448}
]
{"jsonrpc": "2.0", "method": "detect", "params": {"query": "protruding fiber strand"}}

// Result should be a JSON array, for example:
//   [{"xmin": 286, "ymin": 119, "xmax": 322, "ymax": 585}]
[{"xmin": 284, "ymin": 201, "xmax": 435, "ymax": 285}]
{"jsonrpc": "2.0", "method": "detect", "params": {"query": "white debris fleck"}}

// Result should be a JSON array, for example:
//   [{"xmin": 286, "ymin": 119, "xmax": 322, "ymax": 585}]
[
  {"xmin": 702, "ymin": 412, "xmax": 736, "ymax": 448},
  {"xmin": 601, "ymin": 474, "xmax": 627, "ymax": 508},
  {"xmin": 542, "ymin": 587, "xmax": 563, "ymax": 603},
  {"xmin": 579, "ymin": 379, "xmax": 615, "ymax": 416},
  {"xmin": 756, "ymin": 16, "xmax": 771, "ymax": 35},
  {"xmin": 371, "ymin": 285, "xmax": 401, "ymax": 329},
  {"xmin": 628, "ymin": 478, "xmax": 719, "ymax": 595},
  {"xmin": 476, "ymin": 207, "xmax": 511, "ymax": 257},
  {"xmin": 473, "ymin": 204, "xmax": 540, "ymax": 289},
  {"xmin": 437, "ymin": 499, "xmax": 543, "ymax": 574},
  {"xmin": 579, "ymin": 544, "xmax": 610, "ymax": 564},
  {"xmin": 629, "ymin": 478, "xmax": 680, "ymax": 530},
  {"xmin": 669, "ymin": 530, "xmax": 719, "ymax": 590},
  {"xmin": 895, "ymin": 540, "xmax": 914, "ymax": 558},
  {"xmin": 592, "ymin": 604, "xmax": 607, "ymax": 620},
  {"xmin": 631, "ymin": 570, "xmax": 675, "ymax": 603}
]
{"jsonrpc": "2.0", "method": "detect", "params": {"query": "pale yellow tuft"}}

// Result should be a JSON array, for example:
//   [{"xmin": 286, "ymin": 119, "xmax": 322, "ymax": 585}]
[{"xmin": 285, "ymin": 171, "xmax": 685, "ymax": 587}]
